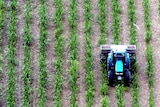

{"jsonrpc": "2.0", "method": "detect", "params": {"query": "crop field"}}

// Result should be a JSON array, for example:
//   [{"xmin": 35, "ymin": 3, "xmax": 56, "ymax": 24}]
[{"xmin": 0, "ymin": 0, "xmax": 160, "ymax": 107}]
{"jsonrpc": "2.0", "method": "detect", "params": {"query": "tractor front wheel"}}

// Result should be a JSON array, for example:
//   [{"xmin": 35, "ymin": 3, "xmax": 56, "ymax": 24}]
[{"xmin": 124, "ymin": 70, "xmax": 131, "ymax": 86}]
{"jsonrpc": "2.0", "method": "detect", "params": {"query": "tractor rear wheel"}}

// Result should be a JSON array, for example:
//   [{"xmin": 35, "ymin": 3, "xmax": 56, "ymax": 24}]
[
  {"xmin": 108, "ymin": 70, "xmax": 114, "ymax": 86},
  {"xmin": 124, "ymin": 70, "xmax": 131, "ymax": 86}
]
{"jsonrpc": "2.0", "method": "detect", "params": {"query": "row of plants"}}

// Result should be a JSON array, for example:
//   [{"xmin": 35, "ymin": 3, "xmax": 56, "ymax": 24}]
[
  {"xmin": 38, "ymin": 0, "xmax": 48, "ymax": 106},
  {"xmin": 22, "ymin": 0, "xmax": 32, "ymax": 106},
  {"xmin": 6, "ymin": 0, "xmax": 17, "ymax": 106},
  {"xmin": 0, "ymin": 0, "xmax": 4, "ymax": 78},
  {"xmin": 68, "ymin": 0, "xmax": 78, "ymax": 106},
  {"xmin": 111, "ymin": 0, "xmax": 121, "ymax": 44},
  {"xmin": 53, "ymin": 0, "xmax": 64, "ymax": 106},
  {"xmin": 143, "ymin": 0, "xmax": 154, "ymax": 107},
  {"xmin": 84, "ymin": 0, "xmax": 95, "ymax": 107},
  {"xmin": 97, "ymin": 0, "xmax": 109, "ymax": 106},
  {"xmin": 127, "ymin": 0, "xmax": 139, "ymax": 107},
  {"xmin": 115, "ymin": 85, "xmax": 124, "ymax": 107}
]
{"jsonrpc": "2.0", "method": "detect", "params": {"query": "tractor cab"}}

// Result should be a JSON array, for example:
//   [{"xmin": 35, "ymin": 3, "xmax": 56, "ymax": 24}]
[{"xmin": 100, "ymin": 45, "xmax": 136, "ymax": 86}]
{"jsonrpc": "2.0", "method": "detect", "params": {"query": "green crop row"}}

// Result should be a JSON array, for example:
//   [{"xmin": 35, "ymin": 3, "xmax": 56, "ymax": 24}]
[
  {"xmin": 38, "ymin": 0, "xmax": 48, "ymax": 106},
  {"xmin": 6, "ymin": 0, "xmax": 17, "ymax": 106},
  {"xmin": 115, "ymin": 85, "xmax": 124, "ymax": 107},
  {"xmin": 53, "ymin": 0, "xmax": 63, "ymax": 106},
  {"xmin": 111, "ymin": 0, "xmax": 121, "ymax": 44},
  {"xmin": 127, "ymin": 0, "xmax": 139, "ymax": 107},
  {"xmin": 68, "ymin": 0, "xmax": 78, "ymax": 106},
  {"xmin": 84, "ymin": 0, "xmax": 94, "ymax": 107},
  {"xmin": 98, "ymin": 0, "xmax": 109, "ymax": 106},
  {"xmin": 143, "ymin": 0, "xmax": 154, "ymax": 107},
  {"xmin": 22, "ymin": 0, "xmax": 32, "ymax": 106},
  {"xmin": 0, "ymin": 0, "xmax": 4, "ymax": 79},
  {"xmin": 98, "ymin": 0, "xmax": 107, "ymax": 45}
]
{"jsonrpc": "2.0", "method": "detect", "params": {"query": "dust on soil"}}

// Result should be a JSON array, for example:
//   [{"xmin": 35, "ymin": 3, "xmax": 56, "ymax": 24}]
[
  {"xmin": 90, "ymin": 0, "xmax": 101, "ymax": 106},
  {"xmin": 135, "ymin": 0, "xmax": 149, "ymax": 107},
  {"xmin": 45, "ymin": 0, "xmax": 55, "ymax": 106},
  {"xmin": 150, "ymin": 0, "xmax": 160, "ymax": 107},
  {"xmin": 61, "ymin": 0, "xmax": 70, "ymax": 107},
  {"xmin": 30, "ymin": 0, "xmax": 39, "ymax": 106},
  {"xmin": 76, "ymin": 0, "xmax": 86, "ymax": 106}
]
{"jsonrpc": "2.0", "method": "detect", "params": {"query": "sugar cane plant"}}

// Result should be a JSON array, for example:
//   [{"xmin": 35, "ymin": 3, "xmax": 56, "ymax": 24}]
[
  {"xmin": 127, "ymin": 0, "xmax": 139, "ymax": 107},
  {"xmin": 53, "ymin": 0, "xmax": 64, "ymax": 106},
  {"xmin": 0, "ymin": 0, "xmax": 4, "ymax": 79},
  {"xmin": 111, "ymin": 0, "xmax": 121, "ymax": 44},
  {"xmin": 68, "ymin": 0, "xmax": 79, "ymax": 106},
  {"xmin": 115, "ymin": 85, "xmax": 124, "ymax": 107},
  {"xmin": 98, "ymin": 0, "xmax": 109, "ymax": 106},
  {"xmin": 6, "ymin": 0, "xmax": 17, "ymax": 106},
  {"xmin": 38, "ymin": 0, "xmax": 48, "ymax": 106},
  {"xmin": 98, "ymin": 0, "xmax": 107, "ymax": 45},
  {"xmin": 143, "ymin": 0, "xmax": 154, "ymax": 106},
  {"xmin": 22, "ymin": 0, "xmax": 32, "ymax": 106},
  {"xmin": 84, "ymin": 0, "xmax": 95, "ymax": 106}
]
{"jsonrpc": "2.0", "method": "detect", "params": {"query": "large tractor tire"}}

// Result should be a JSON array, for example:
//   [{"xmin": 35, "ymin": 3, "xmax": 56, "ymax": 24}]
[
  {"xmin": 108, "ymin": 70, "xmax": 114, "ymax": 86},
  {"xmin": 124, "ymin": 70, "xmax": 131, "ymax": 86}
]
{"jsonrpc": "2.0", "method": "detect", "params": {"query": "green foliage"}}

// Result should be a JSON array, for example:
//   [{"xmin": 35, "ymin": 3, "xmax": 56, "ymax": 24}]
[
  {"xmin": 68, "ymin": 0, "xmax": 78, "ymax": 106},
  {"xmin": 38, "ymin": 1, "xmax": 48, "ymax": 106},
  {"xmin": 53, "ymin": 0, "xmax": 63, "ymax": 106},
  {"xmin": 84, "ymin": 0, "xmax": 95, "ymax": 106},
  {"xmin": 22, "ymin": 0, "xmax": 32, "ymax": 106},
  {"xmin": 6, "ymin": 0, "xmax": 17, "ymax": 106},
  {"xmin": 115, "ymin": 85, "xmax": 124, "ymax": 107},
  {"xmin": 111, "ymin": 0, "xmax": 121, "ymax": 44}
]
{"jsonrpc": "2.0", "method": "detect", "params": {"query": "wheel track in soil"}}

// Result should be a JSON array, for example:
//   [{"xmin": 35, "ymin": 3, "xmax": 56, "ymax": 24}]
[
  {"xmin": 45, "ymin": 0, "xmax": 55, "ymax": 106},
  {"xmin": 1, "ymin": 1, "xmax": 10, "ymax": 106},
  {"xmin": 119, "ymin": 0, "xmax": 131, "ymax": 107},
  {"xmin": 150, "ymin": 0, "xmax": 160, "ymax": 107},
  {"xmin": 15, "ymin": 1, "xmax": 26, "ymax": 106},
  {"xmin": 135, "ymin": 0, "xmax": 149, "ymax": 107},
  {"xmin": 107, "ymin": 0, "xmax": 116, "ymax": 107},
  {"xmin": 76, "ymin": 0, "xmax": 86, "ymax": 106},
  {"xmin": 90, "ymin": 0, "xmax": 101, "ymax": 106},
  {"xmin": 30, "ymin": 0, "xmax": 39, "ymax": 106},
  {"xmin": 61, "ymin": 0, "xmax": 70, "ymax": 107}
]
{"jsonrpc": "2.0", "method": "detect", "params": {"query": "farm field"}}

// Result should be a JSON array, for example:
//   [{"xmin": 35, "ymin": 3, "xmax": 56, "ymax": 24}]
[{"xmin": 0, "ymin": 0, "xmax": 160, "ymax": 107}]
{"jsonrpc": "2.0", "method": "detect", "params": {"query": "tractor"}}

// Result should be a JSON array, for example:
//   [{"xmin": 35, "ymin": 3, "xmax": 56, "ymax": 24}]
[{"xmin": 100, "ymin": 45, "xmax": 136, "ymax": 86}]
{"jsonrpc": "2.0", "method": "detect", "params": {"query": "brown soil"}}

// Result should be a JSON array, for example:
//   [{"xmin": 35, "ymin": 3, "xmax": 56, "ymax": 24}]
[
  {"xmin": 76, "ymin": 0, "xmax": 86, "ymax": 106},
  {"xmin": 135, "ymin": 0, "xmax": 149, "ymax": 107},
  {"xmin": 2, "ymin": 0, "xmax": 160, "ymax": 107},
  {"xmin": 150, "ymin": 0, "xmax": 160, "ymax": 107}
]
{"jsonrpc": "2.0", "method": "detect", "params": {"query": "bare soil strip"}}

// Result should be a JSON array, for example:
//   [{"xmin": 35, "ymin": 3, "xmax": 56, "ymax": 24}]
[
  {"xmin": 106, "ymin": 0, "xmax": 113, "ymax": 44},
  {"xmin": 90, "ymin": 0, "xmax": 101, "ymax": 106},
  {"xmin": 45, "ymin": 1, "xmax": 55, "ymax": 107},
  {"xmin": 119, "ymin": 0, "xmax": 131, "ymax": 107},
  {"xmin": 108, "ymin": 87, "xmax": 116, "ymax": 107},
  {"xmin": 135, "ymin": 0, "xmax": 149, "ymax": 107},
  {"xmin": 150, "ymin": 0, "xmax": 160, "ymax": 107},
  {"xmin": 30, "ymin": 0, "xmax": 39, "ymax": 106},
  {"xmin": 61, "ymin": 0, "xmax": 70, "ymax": 107},
  {"xmin": 76, "ymin": 0, "xmax": 86, "ymax": 106},
  {"xmin": 14, "ymin": 1, "xmax": 26, "ymax": 106},
  {"xmin": 119, "ymin": 0, "xmax": 129, "ymax": 45}
]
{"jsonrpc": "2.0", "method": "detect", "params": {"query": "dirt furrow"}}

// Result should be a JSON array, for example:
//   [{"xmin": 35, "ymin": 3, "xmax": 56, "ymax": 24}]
[
  {"xmin": 14, "ymin": 1, "xmax": 26, "ymax": 106},
  {"xmin": 90, "ymin": 0, "xmax": 101, "ymax": 107},
  {"xmin": 30, "ymin": 0, "xmax": 39, "ymax": 106},
  {"xmin": 119, "ymin": 0, "xmax": 131, "ymax": 107},
  {"xmin": 45, "ymin": 1, "xmax": 55, "ymax": 106},
  {"xmin": 135, "ymin": 0, "xmax": 149, "ymax": 107},
  {"xmin": 119, "ymin": 0, "xmax": 129, "ymax": 45},
  {"xmin": 106, "ymin": 0, "xmax": 114, "ymax": 44},
  {"xmin": 76, "ymin": 0, "xmax": 86, "ymax": 106},
  {"xmin": 150, "ymin": 0, "xmax": 160, "ymax": 107},
  {"xmin": 61, "ymin": 0, "xmax": 70, "ymax": 107}
]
